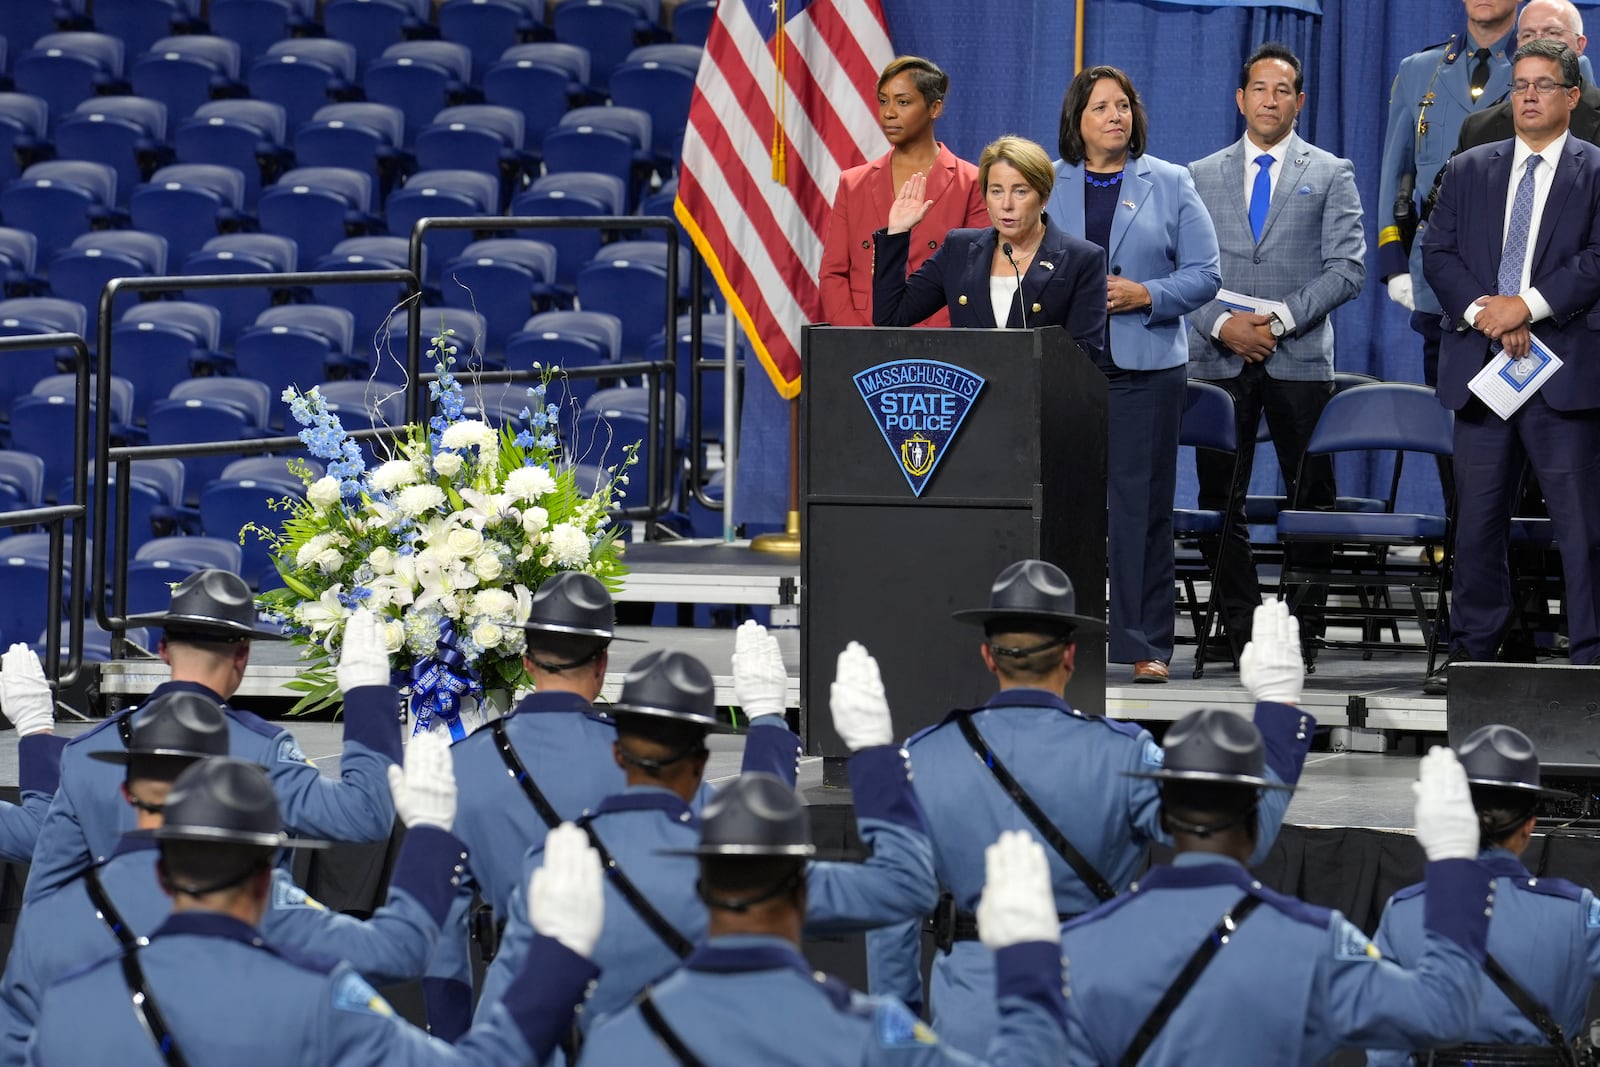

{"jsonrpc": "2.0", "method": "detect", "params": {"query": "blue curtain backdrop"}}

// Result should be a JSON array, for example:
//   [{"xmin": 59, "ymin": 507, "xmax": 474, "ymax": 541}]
[{"xmin": 736, "ymin": 0, "xmax": 1600, "ymax": 527}]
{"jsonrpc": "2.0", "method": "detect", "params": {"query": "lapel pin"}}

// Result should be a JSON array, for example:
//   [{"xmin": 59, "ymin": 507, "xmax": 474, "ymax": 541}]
[
  {"xmin": 1039, "ymin": 260, "xmax": 1054, "ymax": 271},
  {"xmin": 1122, "ymin": 199, "xmax": 1136, "ymax": 209}
]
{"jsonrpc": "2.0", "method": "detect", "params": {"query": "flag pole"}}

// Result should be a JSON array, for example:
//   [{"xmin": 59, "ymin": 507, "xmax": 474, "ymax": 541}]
[{"xmin": 750, "ymin": 396, "xmax": 801, "ymax": 554}]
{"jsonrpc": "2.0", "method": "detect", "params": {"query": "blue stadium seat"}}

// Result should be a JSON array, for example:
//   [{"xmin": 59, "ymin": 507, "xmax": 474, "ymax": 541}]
[
  {"xmin": 553, "ymin": 0, "xmax": 657, "ymax": 94},
  {"xmin": 293, "ymin": 101, "xmax": 410, "ymax": 201},
  {"xmin": 148, "ymin": 378, "xmax": 273, "ymax": 503},
  {"xmin": 222, "ymin": 455, "xmax": 321, "ymax": 484},
  {"xmin": 321, "ymin": 0, "xmax": 432, "ymax": 75},
  {"xmin": 171, "ymin": 376, "xmax": 272, "ymax": 427},
  {"xmin": 131, "ymin": 35, "xmax": 243, "ymax": 125},
  {"xmin": 625, "ymin": 43, "xmax": 700, "ymax": 73},
  {"xmin": 257, "ymin": 165, "xmax": 378, "ymax": 266},
  {"xmin": 54, "ymin": 96, "xmax": 171, "ymax": 208},
  {"xmin": 14, "ymin": 33, "xmax": 126, "ymax": 129},
  {"xmin": 309, "ymin": 235, "xmax": 419, "ymax": 350},
  {"xmin": 0, "ymin": 296, "xmax": 87, "ymax": 418},
  {"xmin": 200, "ymin": 474, "xmax": 304, "ymax": 588},
  {"xmin": 480, "ymin": 55, "xmax": 571, "ymax": 161},
  {"xmin": 575, "ymin": 240, "xmax": 690, "ymax": 359},
  {"xmin": 382, "ymin": 305, "xmax": 489, "ymax": 371},
  {"xmin": 9, "ymin": 395, "xmax": 93, "ymax": 497},
  {"xmin": 7, "ymin": 4, "xmax": 72, "ymax": 64},
  {"xmin": 130, "ymin": 162, "xmax": 248, "ymax": 267},
  {"xmin": 211, "ymin": 0, "xmax": 321, "ymax": 66},
  {"xmin": 92, "ymin": 0, "xmax": 203, "ymax": 64},
  {"xmin": 543, "ymin": 105, "xmax": 652, "ymax": 208},
  {"xmin": 439, "ymin": 237, "xmax": 557, "ymax": 355},
  {"xmin": 0, "ymin": 552, "xmax": 61, "ymax": 647},
  {"xmin": 364, "ymin": 41, "xmax": 475, "ymax": 147},
  {"xmin": 414, "ymin": 104, "xmax": 529, "ymax": 204},
  {"xmin": 62, "ymin": 467, "xmax": 168, "ymax": 566},
  {"xmin": 438, "ymin": 0, "xmax": 548, "ymax": 85},
  {"xmin": 509, "ymin": 172, "xmax": 627, "ymax": 289},
  {"xmin": 174, "ymin": 99, "xmax": 291, "ymax": 209},
  {"xmin": 504, "ymin": 308, "xmax": 621, "ymax": 415},
  {"xmin": 247, "ymin": 38, "xmax": 357, "ymax": 133},
  {"xmin": 0, "ymin": 228, "xmax": 40, "ymax": 297},
  {"xmin": 573, "ymin": 384, "xmax": 685, "ymax": 508},
  {"xmin": 48, "ymin": 230, "xmax": 169, "ymax": 345},
  {"xmin": 181, "ymin": 232, "xmax": 298, "ymax": 346},
  {"xmin": 0, "ymin": 451, "xmax": 46, "ymax": 507},
  {"xmin": 644, "ymin": 312, "xmax": 742, "ymax": 442},
  {"xmin": 33, "ymin": 371, "xmax": 135, "ymax": 425},
  {"xmin": 385, "ymin": 168, "xmax": 499, "ymax": 285},
  {"xmin": 234, "ymin": 304, "xmax": 358, "ymax": 423},
  {"xmin": 609, "ymin": 58, "xmax": 694, "ymax": 167},
  {"xmin": 131, "ymin": 532, "xmax": 244, "ymax": 577},
  {"xmin": 0, "ymin": 94, "xmax": 50, "ymax": 188},
  {"xmin": 0, "ymin": 296, "xmax": 87, "ymax": 336},
  {"xmin": 0, "ymin": 160, "xmax": 118, "ymax": 260},
  {"xmin": 497, "ymin": 41, "xmax": 594, "ymax": 99},
  {"xmin": 112, "ymin": 300, "xmax": 222, "ymax": 421}
]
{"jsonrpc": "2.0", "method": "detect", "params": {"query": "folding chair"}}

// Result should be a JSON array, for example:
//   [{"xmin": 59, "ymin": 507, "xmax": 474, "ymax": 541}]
[{"xmin": 1172, "ymin": 381, "xmax": 1242, "ymax": 678}]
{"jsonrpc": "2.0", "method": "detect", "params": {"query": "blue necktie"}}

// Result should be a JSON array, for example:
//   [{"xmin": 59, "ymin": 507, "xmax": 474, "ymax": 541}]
[
  {"xmin": 1248, "ymin": 153, "xmax": 1273, "ymax": 242},
  {"xmin": 1498, "ymin": 155, "xmax": 1541, "ymax": 296}
]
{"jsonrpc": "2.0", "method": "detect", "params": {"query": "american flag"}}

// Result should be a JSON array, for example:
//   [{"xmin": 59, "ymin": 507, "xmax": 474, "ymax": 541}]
[{"xmin": 675, "ymin": 0, "xmax": 895, "ymax": 399}]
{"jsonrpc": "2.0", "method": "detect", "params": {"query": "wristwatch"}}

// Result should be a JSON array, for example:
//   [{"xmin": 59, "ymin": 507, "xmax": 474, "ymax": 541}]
[{"xmin": 1267, "ymin": 313, "xmax": 1287, "ymax": 338}]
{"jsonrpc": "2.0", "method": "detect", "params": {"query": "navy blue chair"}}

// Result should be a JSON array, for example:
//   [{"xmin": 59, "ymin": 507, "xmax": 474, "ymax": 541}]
[
  {"xmin": 129, "ymin": 35, "xmax": 242, "ymax": 122},
  {"xmin": 246, "ymin": 38, "xmax": 356, "ymax": 133},
  {"xmin": 112, "ymin": 300, "xmax": 221, "ymax": 422},
  {"xmin": 624, "ymin": 43, "xmax": 700, "ymax": 73},
  {"xmin": 608, "ymin": 58, "xmax": 694, "ymax": 168},
  {"xmin": 174, "ymin": 99, "xmax": 290, "ymax": 210},
  {"xmin": 0, "ymin": 550, "xmax": 60, "ymax": 647},
  {"xmin": 671, "ymin": 1, "xmax": 715, "ymax": 44},
  {"xmin": 481, "ymin": 55, "xmax": 571, "ymax": 160},
  {"xmin": 293, "ymin": 101, "xmax": 410, "ymax": 201},
  {"xmin": 574, "ymin": 384, "xmax": 685, "ymax": 509},
  {"xmin": 130, "ymin": 162, "xmax": 249, "ymax": 267},
  {"xmin": 575, "ymin": 240, "xmax": 690, "ymax": 359},
  {"xmin": 414, "ymin": 104, "xmax": 529, "ymax": 205},
  {"xmin": 0, "ymin": 297, "xmax": 88, "ymax": 421},
  {"xmin": 223, "ymin": 455, "xmax": 322, "ymax": 484},
  {"xmin": 385, "ymin": 168, "xmax": 499, "ymax": 286},
  {"xmin": 181, "ymin": 232, "xmax": 298, "ymax": 347},
  {"xmin": 48, "ymin": 231, "xmax": 169, "ymax": 346},
  {"xmin": 0, "ymin": 228, "xmax": 39, "ymax": 297},
  {"xmin": 309, "ymin": 235, "xmax": 420, "ymax": 350},
  {"xmin": 126, "ymin": 535, "xmax": 244, "ymax": 614},
  {"xmin": 0, "ymin": 452, "xmax": 45, "ymax": 508},
  {"xmin": 1171, "ymin": 380, "xmax": 1241, "ymax": 677},
  {"xmin": 509, "ymin": 172, "xmax": 627, "ymax": 290},
  {"xmin": 364, "ymin": 41, "xmax": 475, "ymax": 147},
  {"xmin": 200, "ymin": 474, "xmax": 304, "ymax": 588},
  {"xmin": 1, "ymin": 160, "xmax": 118, "ymax": 260},
  {"xmin": 496, "ymin": 41, "xmax": 595, "ymax": 99},
  {"xmin": 257, "ymin": 165, "xmax": 377, "ymax": 267},
  {"xmin": 14, "ymin": 33, "xmax": 126, "ymax": 129},
  {"xmin": 320, "ymin": 0, "xmax": 432, "ymax": 75},
  {"xmin": 553, "ymin": 0, "xmax": 655, "ymax": 94},
  {"xmin": 316, "ymin": 378, "xmax": 405, "ymax": 464},
  {"xmin": 439, "ymin": 237, "xmax": 557, "ymax": 356},
  {"xmin": 543, "ymin": 105, "xmax": 652, "ymax": 208},
  {"xmin": 643, "ymin": 311, "xmax": 740, "ymax": 443},
  {"xmin": 234, "ymin": 304, "xmax": 358, "ymax": 424},
  {"xmin": 505, "ymin": 308, "xmax": 621, "ymax": 416},
  {"xmin": 7, "ymin": 4, "xmax": 70, "ymax": 63},
  {"xmin": 62, "ymin": 466, "xmax": 170, "ymax": 569},
  {"xmin": 380, "ymin": 306, "xmax": 489, "ymax": 372},
  {"xmin": 54, "ymin": 96, "xmax": 171, "ymax": 208},
  {"xmin": 210, "ymin": 0, "xmax": 321, "ymax": 66},
  {"xmin": 438, "ymin": 0, "xmax": 548, "ymax": 85},
  {"xmin": 93, "ymin": 0, "xmax": 204, "ymax": 62},
  {"xmin": 0, "ymin": 93, "xmax": 50, "ymax": 188},
  {"xmin": 9, "ymin": 394, "xmax": 101, "ymax": 498},
  {"xmin": 147, "ymin": 377, "xmax": 273, "ymax": 503}
]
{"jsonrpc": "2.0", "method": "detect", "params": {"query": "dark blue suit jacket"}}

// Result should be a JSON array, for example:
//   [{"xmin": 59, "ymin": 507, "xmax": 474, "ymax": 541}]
[
  {"xmin": 1423, "ymin": 135, "xmax": 1600, "ymax": 412},
  {"xmin": 872, "ymin": 216, "xmax": 1108, "ymax": 364}
]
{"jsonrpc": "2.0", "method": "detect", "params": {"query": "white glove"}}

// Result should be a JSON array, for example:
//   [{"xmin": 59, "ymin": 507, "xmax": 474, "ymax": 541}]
[
  {"xmin": 336, "ymin": 608, "xmax": 391, "ymax": 693},
  {"xmin": 829, "ymin": 642, "xmax": 893, "ymax": 751},
  {"xmin": 0, "ymin": 644, "xmax": 53, "ymax": 737},
  {"xmin": 386, "ymin": 731, "xmax": 457, "ymax": 830},
  {"xmin": 529, "ymin": 822, "xmax": 605, "ymax": 958},
  {"xmin": 976, "ymin": 830, "xmax": 1062, "ymax": 950},
  {"xmin": 732, "ymin": 620, "xmax": 786, "ymax": 720},
  {"xmin": 1239, "ymin": 601, "xmax": 1303, "ymax": 705},
  {"xmin": 1387, "ymin": 274, "xmax": 1415, "ymax": 311},
  {"xmin": 1412, "ymin": 746, "xmax": 1480, "ymax": 861}
]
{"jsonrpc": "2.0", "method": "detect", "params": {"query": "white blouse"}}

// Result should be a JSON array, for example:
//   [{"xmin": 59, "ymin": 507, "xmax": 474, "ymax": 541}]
[{"xmin": 989, "ymin": 275, "xmax": 1018, "ymax": 328}]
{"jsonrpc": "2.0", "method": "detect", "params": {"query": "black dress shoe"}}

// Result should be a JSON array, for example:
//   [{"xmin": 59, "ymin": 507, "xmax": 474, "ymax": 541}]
[{"xmin": 1422, "ymin": 655, "xmax": 1464, "ymax": 696}]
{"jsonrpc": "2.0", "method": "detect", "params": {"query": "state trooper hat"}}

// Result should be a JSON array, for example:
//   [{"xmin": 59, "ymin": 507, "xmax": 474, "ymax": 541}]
[
  {"xmin": 607, "ymin": 649, "xmax": 731, "ymax": 731},
  {"xmin": 89, "ymin": 690, "xmax": 229, "ymax": 766},
  {"xmin": 520, "ymin": 571, "xmax": 638, "ymax": 640},
  {"xmin": 125, "ymin": 569, "xmax": 286, "ymax": 641},
  {"xmin": 1126, "ymin": 707, "xmax": 1293, "ymax": 792},
  {"xmin": 951, "ymin": 560, "xmax": 1106, "ymax": 634},
  {"xmin": 664, "ymin": 772, "xmax": 817, "ymax": 857},
  {"xmin": 144, "ymin": 757, "xmax": 328, "ymax": 849},
  {"xmin": 1459, "ymin": 724, "xmax": 1575, "ymax": 801}
]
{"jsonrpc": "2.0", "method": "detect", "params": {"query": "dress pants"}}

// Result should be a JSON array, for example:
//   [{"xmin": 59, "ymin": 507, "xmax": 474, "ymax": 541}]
[
  {"xmin": 1100, "ymin": 359, "xmax": 1187, "ymax": 664},
  {"xmin": 1195, "ymin": 363, "xmax": 1335, "ymax": 647},
  {"xmin": 1451, "ymin": 393, "xmax": 1600, "ymax": 665}
]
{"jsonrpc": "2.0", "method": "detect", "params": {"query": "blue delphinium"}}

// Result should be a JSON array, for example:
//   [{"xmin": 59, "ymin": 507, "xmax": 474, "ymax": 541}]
[
  {"xmin": 428, "ymin": 332, "xmax": 466, "ymax": 449},
  {"xmin": 282, "ymin": 387, "xmax": 365, "ymax": 499}
]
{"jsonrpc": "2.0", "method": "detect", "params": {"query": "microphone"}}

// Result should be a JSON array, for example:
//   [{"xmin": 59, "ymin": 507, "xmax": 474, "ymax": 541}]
[{"xmin": 1002, "ymin": 242, "xmax": 1027, "ymax": 328}]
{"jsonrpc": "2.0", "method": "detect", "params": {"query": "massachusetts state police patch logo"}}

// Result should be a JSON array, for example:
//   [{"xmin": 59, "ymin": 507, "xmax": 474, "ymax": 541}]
[{"xmin": 854, "ymin": 359, "xmax": 985, "ymax": 497}]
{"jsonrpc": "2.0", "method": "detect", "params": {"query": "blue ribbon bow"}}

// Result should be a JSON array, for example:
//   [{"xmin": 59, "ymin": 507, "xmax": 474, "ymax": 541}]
[{"xmin": 407, "ymin": 620, "xmax": 479, "ymax": 741}]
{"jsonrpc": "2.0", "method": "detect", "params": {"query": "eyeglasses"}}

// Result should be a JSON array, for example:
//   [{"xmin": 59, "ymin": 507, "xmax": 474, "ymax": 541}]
[
  {"xmin": 1518, "ymin": 28, "xmax": 1577, "ymax": 43},
  {"xmin": 1511, "ymin": 78, "xmax": 1575, "ymax": 95}
]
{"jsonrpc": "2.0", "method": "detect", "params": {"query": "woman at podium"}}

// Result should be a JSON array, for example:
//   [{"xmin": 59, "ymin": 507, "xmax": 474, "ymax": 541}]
[
  {"xmin": 870, "ymin": 135, "xmax": 1107, "ymax": 358},
  {"xmin": 819, "ymin": 55, "xmax": 989, "ymax": 328},
  {"xmin": 1048, "ymin": 66, "xmax": 1221, "ymax": 684}
]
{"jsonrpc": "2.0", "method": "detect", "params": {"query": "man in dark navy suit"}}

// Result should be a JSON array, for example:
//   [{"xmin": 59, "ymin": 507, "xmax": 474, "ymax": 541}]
[{"xmin": 1423, "ymin": 38, "xmax": 1600, "ymax": 692}]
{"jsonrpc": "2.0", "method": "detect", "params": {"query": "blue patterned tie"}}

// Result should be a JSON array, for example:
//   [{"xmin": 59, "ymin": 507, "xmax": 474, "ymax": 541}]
[
  {"xmin": 1499, "ymin": 155, "xmax": 1541, "ymax": 296},
  {"xmin": 1248, "ymin": 154, "xmax": 1273, "ymax": 242}
]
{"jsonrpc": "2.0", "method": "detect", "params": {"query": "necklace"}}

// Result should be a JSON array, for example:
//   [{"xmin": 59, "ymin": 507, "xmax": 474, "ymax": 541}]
[{"xmin": 1085, "ymin": 170, "xmax": 1124, "ymax": 188}]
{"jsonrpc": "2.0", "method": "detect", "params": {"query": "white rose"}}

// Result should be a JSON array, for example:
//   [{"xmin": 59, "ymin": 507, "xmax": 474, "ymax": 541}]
[
  {"xmin": 440, "ymin": 420, "xmax": 497, "ymax": 451},
  {"xmin": 383, "ymin": 620, "xmax": 406, "ymax": 653},
  {"xmin": 295, "ymin": 533, "xmax": 333, "ymax": 569},
  {"xmin": 446, "ymin": 527, "xmax": 483, "ymax": 558},
  {"xmin": 471, "ymin": 589, "xmax": 516, "ymax": 619},
  {"xmin": 369, "ymin": 459, "xmax": 421, "ymax": 492},
  {"xmin": 504, "ymin": 465, "xmax": 557, "ymax": 501},
  {"xmin": 521, "ymin": 506, "xmax": 549, "ymax": 536},
  {"xmin": 432, "ymin": 451, "xmax": 463, "ymax": 478},
  {"xmin": 307, "ymin": 476, "xmax": 341, "ymax": 509},
  {"xmin": 369, "ymin": 546, "xmax": 395, "ymax": 575},
  {"xmin": 395, "ymin": 484, "xmax": 447, "ymax": 518},
  {"xmin": 547, "ymin": 523, "xmax": 592, "ymax": 567},
  {"xmin": 471, "ymin": 553, "xmax": 503, "ymax": 582},
  {"xmin": 471, "ymin": 622, "xmax": 504, "ymax": 649},
  {"xmin": 311, "ymin": 547, "xmax": 345, "ymax": 574}
]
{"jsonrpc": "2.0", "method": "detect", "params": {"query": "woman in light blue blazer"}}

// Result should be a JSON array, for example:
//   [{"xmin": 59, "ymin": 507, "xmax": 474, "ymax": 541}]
[{"xmin": 1048, "ymin": 66, "xmax": 1221, "ymax": 683}]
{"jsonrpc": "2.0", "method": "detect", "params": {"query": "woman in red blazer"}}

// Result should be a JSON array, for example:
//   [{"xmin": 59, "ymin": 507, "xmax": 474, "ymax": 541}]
[{"xmin": 818, "ymin": 56, "xmax": 988, "ymax": 327}]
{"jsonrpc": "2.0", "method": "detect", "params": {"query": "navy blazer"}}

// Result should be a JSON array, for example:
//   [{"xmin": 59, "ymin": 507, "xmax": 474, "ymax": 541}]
[
  {"xmin": 1423, "ymin": 135, "xmax": 1600, "ymax": 412},
  {"xmin": 871, "ymin": 217, "xmax": 1107, "ymax": 363}
]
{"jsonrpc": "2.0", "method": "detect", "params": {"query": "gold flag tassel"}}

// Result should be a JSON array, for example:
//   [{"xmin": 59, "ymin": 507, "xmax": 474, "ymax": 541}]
[{"xmin": 771, "ymin": 0, "xmax": 786, "ymax": 184}]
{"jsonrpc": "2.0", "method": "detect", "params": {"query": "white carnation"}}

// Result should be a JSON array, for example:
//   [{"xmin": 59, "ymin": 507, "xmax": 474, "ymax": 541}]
[
  {"xmin": 504, "ymin": 465, "xmax": 556, "ymax": 501},
  {"xmin": 471, "ymin": 553, "xmax": 503, "ymax": 582},
  {"xmin": 307, "ymin": 476, "xmax": 341, "ymax": 509},
  {"xmin": 395, "ymin": 484, "xmax": 447, "ymax": 518},
  {"xmin": 432, "ymin": 451, "xmax": 463, "ymax": 478},
  {"xmin": 471, "ymin": 622, "xmax": 504, "ymax": 649},
  {"xmin": 440, "ymin": 420, "xmax": 497, "ymax": 452},
  {"xmin": 369, "ymin": 459, "xmax": 421, "ymax": 492},
  {"xmin": 547, "ymin": 523, "xmax": 591, "ymax": 567},
  {"xmin": 296, "ymin": 533, "xmax": 335, "ymax": 569},
  {"xmin": 470, "ymin": 589, "xmax": 516, "ymax": 619}
]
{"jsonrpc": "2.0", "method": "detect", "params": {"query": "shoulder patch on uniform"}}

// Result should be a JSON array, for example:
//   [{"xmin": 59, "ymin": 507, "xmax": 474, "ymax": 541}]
[
  {"xmin": 874, "ymin": 998, "xmax": 938, "ymax": 1048},
  {"xmin": 1138, "ymin": 737, "xmax": 1164, "ymax": 768},
  {"xmin": 272, "ymin": 873, "xmax": 326, "ymax": 911},
  {"xmin": 1587, "ymin": 895, "xmax": 1600, "ymax": 930},
  {"xmin": 331, "ymin": 970, "xmax": 393, "ymax": 1017},
  {"xmin": 276, "ymin": 735, "xmax": 312, "ymax": 766},
  {"xmin": 1332, "ymin": 916, "xmax": 1382, "ymax": 962}
]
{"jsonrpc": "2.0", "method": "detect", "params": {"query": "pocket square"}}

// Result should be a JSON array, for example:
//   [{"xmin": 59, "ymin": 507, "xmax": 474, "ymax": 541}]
[{"xmin": 1296, "ymin": 185, "xmax": 1313, "ymax": 195}]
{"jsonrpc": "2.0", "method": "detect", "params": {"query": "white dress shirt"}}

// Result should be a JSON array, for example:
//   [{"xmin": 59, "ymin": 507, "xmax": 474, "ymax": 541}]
[
  {"xmin": 1463, "ymin": 129, "xmax": 1567, "ymax": 328},
  {"xmin": 1215, "ymin": 135, "xmax": 1297, "ymax": 339},
  {"xmin": 989, "ymin": 275, "xmax": 1018, "ymax": 328}
]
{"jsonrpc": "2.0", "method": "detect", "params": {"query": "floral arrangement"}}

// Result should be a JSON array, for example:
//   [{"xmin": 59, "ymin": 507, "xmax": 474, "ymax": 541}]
[{"xmin": 253, "ymin": 330, "xmax": 636, "ymax": 738}]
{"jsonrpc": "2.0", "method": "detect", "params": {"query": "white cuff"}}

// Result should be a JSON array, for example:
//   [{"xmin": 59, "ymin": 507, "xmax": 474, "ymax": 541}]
[
  {"xmin": 1211, "ymin": 313, "xmax": 1230, "ymax": 340},
  {"xmin": 1463, "ymin": 301, "xmax": 1485, "ymax": 328},
  {"xmin": 1521, "ymin": 287, "xmax": 1552, "ymax": 324},
  {"xmin": 1275, "ymin": 305, "xmax": 1297, "ymax": 334}
]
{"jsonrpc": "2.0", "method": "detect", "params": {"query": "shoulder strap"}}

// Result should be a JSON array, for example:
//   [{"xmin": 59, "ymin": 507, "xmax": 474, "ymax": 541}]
[
  {"xmin": 83, "ymin": 865, "xmax": 137, "ymax": 948},
  {"xmin": 489, "ymin": 718, "xmax": 562, "ymax": 830},
  {"xmin": 1483, "ymin": 954, "xmax": 1579, "ymax": 1065},
  {"xmin": 955, "ymin": 712, "xmax": 1116, "ymax": 903},
  {"xmin": 637, "ymin": 988, "xmax": 707, "ymax": 1067},
  {"xmin": 1117, "ymin": 893, "xmax": 1264, "ymax": 1067},
  {"xmin": 578, "ymin": 815, "xmax": 695, "ymax": 959},
  {"xmin": 84, "ymin": 867, "xmax": 191, "ymax": 1067}
]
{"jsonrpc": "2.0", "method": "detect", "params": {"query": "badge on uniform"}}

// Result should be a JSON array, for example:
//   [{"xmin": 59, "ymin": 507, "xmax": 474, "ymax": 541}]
[
  {"xmin": 853, "ymin": 359, "xmax": 985, "ymax": 497},
  {"xmin": 331, "ymin": 971, "xmax": 394, "ymax": 1017},
  {"xmin": 276, "ymin": 736, "xmax": 312, "ymax": 766},
  {"xmin": 875, "ymin": 1000, "xmax": 939, "ymax": 1048},
  {"xmin": 1332, "ymin": 917, "xmax": 1381, "ymax": 962},
  {"xmin": 273, "ymin": 875, "xmax": 327, "ymax": 912}
]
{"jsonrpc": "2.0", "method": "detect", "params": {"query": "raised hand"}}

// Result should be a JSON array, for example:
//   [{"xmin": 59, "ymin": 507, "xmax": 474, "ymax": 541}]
[{"xmin": 887, "ymin": 172, "xmax": 933, "ymax": 235}]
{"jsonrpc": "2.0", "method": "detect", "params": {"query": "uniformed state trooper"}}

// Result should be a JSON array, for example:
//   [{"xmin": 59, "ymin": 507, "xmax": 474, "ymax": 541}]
[
  {"xmin": 867, "ymin": 561, "xmax": 1315, "ymax": 1057},
  {"xmin": 477, "ymin": 643, "xmax": 935, "ymax": 1051},
  {"xmin": 1370, "ymin": 724, "xmax": 1600, "ymax": 1065},
  {"xmin": 26, "ymin": 577, "xmax": 403, "ymax": 901},
  {"xmin": 1059, "ymin": 712, "xmax": 1495, "ymax": 1065},
  {"xmin": 0, "ymin": 644, "xmax": 67, "ymax": 861},
  {"xmin": 26, "ymin": 757, "xmax": 609, "ymax": 1066},
  {"xmin": 434, "ymin": 573, "xmax": 801, "ymax": 1033},
  {"xmin": 1378, "ymin": 0, "xmax": 1516, "ymax": 388},
  {"xmin": 0, "ymin": 692, "xmax": 471, "ymax": 1065},
  {"xmin": 579, "ymin": 775, "xmax": 1069, "ymax": 1066}
]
